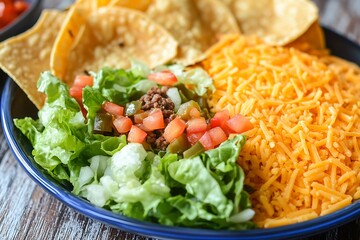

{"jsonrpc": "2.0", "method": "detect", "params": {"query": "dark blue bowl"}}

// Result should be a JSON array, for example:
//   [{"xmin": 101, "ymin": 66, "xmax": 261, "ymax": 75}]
[
  {"xmin": 0, "ymin": 0, "xmax": 43, "ymax": 42},
  {"xmin": 1, "ymin": 27, "xmax": 360, "ymax": 240}
]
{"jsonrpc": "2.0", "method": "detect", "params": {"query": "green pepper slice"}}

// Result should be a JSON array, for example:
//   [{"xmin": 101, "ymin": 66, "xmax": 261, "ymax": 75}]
[{"xmin": 183, "ymin": 142, "xmax": 205, "ymax": 159}]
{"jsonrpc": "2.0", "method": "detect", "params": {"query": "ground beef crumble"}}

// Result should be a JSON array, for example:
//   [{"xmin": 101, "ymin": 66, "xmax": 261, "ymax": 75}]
[
  {"xmin": 146, "ymin": 130, "xmax": 168, "ymax": 151},
  {"xmin": 140, "ymin": 86, "xmax": 176, "ymax": 150}
]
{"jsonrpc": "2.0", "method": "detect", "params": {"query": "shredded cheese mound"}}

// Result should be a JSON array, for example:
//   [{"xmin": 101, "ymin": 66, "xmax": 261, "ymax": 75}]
[{"xmin": 202, "ymin": 35, "xmax": 360, "ymax": 228}]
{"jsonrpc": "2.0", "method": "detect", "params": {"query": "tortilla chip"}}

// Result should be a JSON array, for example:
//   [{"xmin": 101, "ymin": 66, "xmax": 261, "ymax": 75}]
[
  {"xmin": 226, "ymin": 0, "xmax": 318, "ymax": 46},
  {"xmin": 83, "ymin": 0, "xmax": 240, "ymax": 65},
  {"xmin": 109, "ymin": 0, "xmax": 153, "ymax": 11},
  {"xmin": 0, "ymin": 10, "xmax": 66, "ymax": 109},
  {"xmin": 50, "ymin": 1, "xmax": 95, "ymax": 84},
  {"xmin": 286, "ymin": 21, "xmax": 325, "ymax": 50},
  {"xmin": 60, "ymin": 7, "xmax": 178, "ymax": 84},
  {"xmin": 144, "ymin": 0, "xmax": 240, "ymax": 65},
  {"xmin": 96, "ymin": 0, "xmax": 112, "ymax": 7}
]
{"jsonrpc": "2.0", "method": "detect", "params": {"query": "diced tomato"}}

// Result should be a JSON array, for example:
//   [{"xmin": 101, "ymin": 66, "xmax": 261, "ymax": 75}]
[
  {"xmin": 189, "ymin": 107, "xmax": 201, "ymax": 118},
  {"xmin": 69, "ymin": 85, "xmax": 87, "ymax": 117},
  {"xmin": 69, "ymin": 86, "xmax": 83, "ymax": 102},
  {"xmin": 199, "ymin": 132, "xmax": 214, "ymax": 150},
  {"xmin": 214, "ymin": 109, "xmax": 230, "ymax": 120},
  {"xmin": 210, "ymin": 109, "xmax": 230, "ymax": 129},
  {"xmin": 0, "ymin": 3, "xmax": 18, "ymax": 29},
  {"xmin": 186, "ymin": 117, "xmax": 207, "ymax": 134},
  {"xmin": 210, "ymin": 117, "xmax": 222, "ymax": 128},
  {"xmin": 136, "ymin": 123, "xmax": 151, "ymax": 132},
  {"xmin": 187, "ymin": 131, "xmax": 205, "ymax": 145},
  {"xmin": 102, "ymin": 101, "xmax": 124, "ymax": 117},
  {"xmin": 143, "ymin": 109, "xmax": 165, "ymax": 131},
  {"xmin": 73, "ymin": 75, "xmax": 94, "ymax": 88},
  {"xmin": 134, "ymin": 111, "xmax": 149, "ymax": 124},
  {"xmin": 208, "ymin": 127, "xmax": 227, "ymax": 146},
  {"xmin": 14, "ymin": 1, "xmax": 28, "ymax": 14},
  {"xmin": 164, "ymin": 117, "xmax": 186, "ymax": 143},
  {"xmin": 226, "ymin": 114, "xmax": 253, "ymax": 134},
  {"xmin": 148, "ymin": 70, "xmax": 177, "ymax": 86},
  {"xmin": 69, "ymin": 75, "xmax": 94, "ymax": 102},
  {"xmin": 113, "ymin": 116, "xmax": 133, "ymax": 133},
  {"xmin": 128, "ymin": 125, "xmax": 147, "ymax": 143}
]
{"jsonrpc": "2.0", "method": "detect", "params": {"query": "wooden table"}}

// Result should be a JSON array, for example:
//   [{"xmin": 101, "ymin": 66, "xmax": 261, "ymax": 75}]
[{"xmin": 0, "ymin": 0, "xmax": 359, "ymax": 239}]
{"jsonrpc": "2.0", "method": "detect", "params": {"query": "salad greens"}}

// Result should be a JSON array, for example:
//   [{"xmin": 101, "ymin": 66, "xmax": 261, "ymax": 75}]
[{"xmin": 14, "ymin": 63, "xmax": 256, "ymax": 229}]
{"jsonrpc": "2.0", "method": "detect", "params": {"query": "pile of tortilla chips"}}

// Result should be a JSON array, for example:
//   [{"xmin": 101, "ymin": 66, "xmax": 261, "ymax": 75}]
[{"xmin": 0, "ymin": 0, "xmax": 323, "ymax": 109}]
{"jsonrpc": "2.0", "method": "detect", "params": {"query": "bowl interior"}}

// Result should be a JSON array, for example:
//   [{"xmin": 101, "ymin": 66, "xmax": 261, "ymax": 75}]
[{"xmin": 2, "ymin": 27, "xmax": 360, "ymax": 240}]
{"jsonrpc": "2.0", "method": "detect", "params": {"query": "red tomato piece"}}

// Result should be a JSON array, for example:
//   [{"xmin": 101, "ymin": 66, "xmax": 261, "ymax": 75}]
[
  {"xmin": 69, "ymin": 75, "xmax": 94, "ymax": 102},
  {"xmin": 208, "ymin": 127, "xmax": 227, "ymax": 146},
  {"xmin": 128, "ymin": 125, "xmax": 147, "ymax": 143},
  {"xmin": 226, "ymin": 115, "xmax": 253, "ymax": 134},
  {"xmin": 134, "ymin": 111, "xmax": 149, "ymax": 124},
  {"xmin": 148, "ymin": 70, "xmax": 177, "ymax": 86},
  {"xmin": 69, "ymin": 85, "xmax": 87, "ymax": 117},
  {"xmin": 136, "ymin": 123, "xmax": 151, "ymax": 132},
  {"xmin": 210, "ymin": 117, "xmax": 222, "ymax": 128},
  {"xmin": 73, "ymin": 75, "xmax": 94, "ymax": 88},
  {"xmin": 14, "ymin": 1, "xmax": 28, "ymax": 14},
  {"xmin": 210, "ymin": 109, "xmax": 230, "ymax": 129},
  {"xmin": 0, "ymin": 2, "xmax": 18, "ymax": 29},
  {"xmin": 143, "ymin": 109, "xmax": 165, "ymax": 131},
  {"xmin": 164, "ymin": 117, "xmax": 186, "ymax": 143},
  {"xmin": 186, "ymin": 117, "xmax": 207, "ymax": 134},
  {"xmin": 187, "ymin": 131, "xmax": 205, "ymax": 145},
  {"xmin": 102, "ymin": 101, "xmax": 124, "ymax": 117},
  {"xmin": 113, "ymin": 116, "xmax": 133, "ymax": 133},
  {"xmin": 199, "ymin": 132, "xmax": 214, "ymax": 150},
  {"xmin": 69, "ymin": 86, "xmax": 83, "ymax": 102}
]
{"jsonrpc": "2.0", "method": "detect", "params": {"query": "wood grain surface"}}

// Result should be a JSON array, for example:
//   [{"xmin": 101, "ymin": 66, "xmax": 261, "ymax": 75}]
[{"xmin": 0, "ymin": 0, "xmax": 359, "ymax": 239}]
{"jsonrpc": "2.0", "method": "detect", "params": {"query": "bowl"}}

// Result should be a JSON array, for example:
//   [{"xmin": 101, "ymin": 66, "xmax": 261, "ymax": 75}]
[
  {"xmin": 0, "ymin": 0, "xmax": 43, "ymax": 42},
  {"xmin": 2, "ymin": 27, "xmax": 360, "ymax": 240}
]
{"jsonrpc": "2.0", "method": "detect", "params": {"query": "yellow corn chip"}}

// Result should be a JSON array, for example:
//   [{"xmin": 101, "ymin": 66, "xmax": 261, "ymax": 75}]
[
  {"xmin": 0, "ymin": 10, "xmax": 66, "ymax": 109},
  {"xmin": 226, "ymin": 0, "xmax": 319, "ymax": 46},
  {"xmin": 59, "ymin": 7, "xmax": 178, "ymax": 83}
]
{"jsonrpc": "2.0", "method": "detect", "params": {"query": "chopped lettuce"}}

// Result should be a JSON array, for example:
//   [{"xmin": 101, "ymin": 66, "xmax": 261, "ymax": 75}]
[
  {"xmin": 130, "ymin": 59, "xmax": 151, "ymax": 78},
  {"xmin": 80, "ymin": 143, "xmax": 171, "ymax": 216},
  {"xmin": 93, "ymin": 67, "xmax": 156, "ymax": 105},
  {"xmin": 15, "ymin": 72, "xmax": 87, "ymax": 182},
  {"xmin": 162, "ymin": 64, "xmax": 215, "ymax": 96},
  {"xmin": 154, "ymin": 135, "xmax": 255, "ymax": 229},
  {"xmin": 75, "ymin": 136, "xmax": 255, "ymax": 229},
  {"xmin": 14, "ymin": 67, "xmax": 255, "ymax": 230},
  {"xmin": 131, "ymin": 61, "xmax": 214, "ymax": 97}
]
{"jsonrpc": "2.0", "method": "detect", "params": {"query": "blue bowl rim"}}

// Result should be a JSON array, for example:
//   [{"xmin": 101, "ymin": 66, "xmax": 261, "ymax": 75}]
[
  {"xmin": 0, "ymin": 0, "xmax": 42, "ymax": 35},
  {"xmin": 2, "ymin": 27, "xmax": 360, "ymax": 240}
]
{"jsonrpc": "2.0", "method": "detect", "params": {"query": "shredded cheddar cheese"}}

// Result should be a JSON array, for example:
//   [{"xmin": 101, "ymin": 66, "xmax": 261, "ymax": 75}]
[{"xmin": 202, "ymin": 35, "xmax": 360, "ymax": 228}]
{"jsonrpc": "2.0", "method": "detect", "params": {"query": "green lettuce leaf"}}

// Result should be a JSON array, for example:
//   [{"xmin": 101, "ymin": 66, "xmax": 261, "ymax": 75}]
[
  {"xmin": 158, "ymin": 64, "xmax": 215, "ymax": 96},
  {"xmin": 154, "ymin": 135, "xmax": 256, "ymax": 229},
  {"xmin": 130, "ymin": 59, "xmax": 151, "ymax": 78},
  {"xmin": 80, "ymin": 143, "xmax": 171, "ymax": 217},
  {"xmin": 15, "ymin": 72, "xmax": 87, "ymax": 182},
  {"xmin": 93, "ymin": 67, "xmax": 155, "ymax": 105}
]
